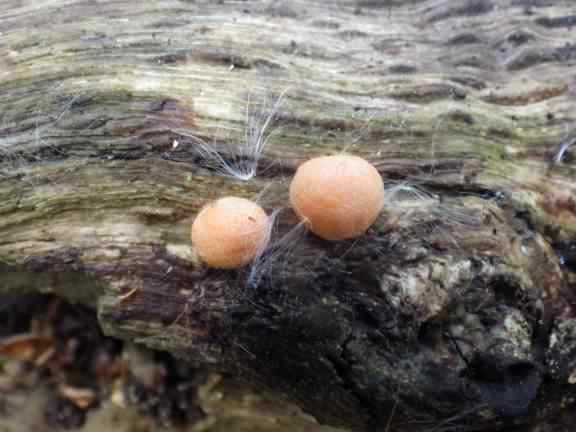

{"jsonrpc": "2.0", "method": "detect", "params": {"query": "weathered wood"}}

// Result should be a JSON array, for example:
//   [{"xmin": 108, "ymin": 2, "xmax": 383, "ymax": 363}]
[{"xmin": 2, "ymin": 1, "xmax": 576, "ymax": 431}]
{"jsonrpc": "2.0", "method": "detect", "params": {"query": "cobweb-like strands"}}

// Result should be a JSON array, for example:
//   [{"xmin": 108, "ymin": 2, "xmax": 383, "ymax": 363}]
[
  {"xmin": 247, "ymin": 211, "xmax": 308, "ymax": 290},
  {"xmin": 174, "ymin": 87, "xmax": 289, "ymax": 181}
]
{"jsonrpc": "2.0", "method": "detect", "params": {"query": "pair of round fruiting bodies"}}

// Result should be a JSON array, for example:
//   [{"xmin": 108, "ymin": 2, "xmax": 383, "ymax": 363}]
[{"xmin": 191, "ymin": 154, "xmax": 385, "ymax": 269}]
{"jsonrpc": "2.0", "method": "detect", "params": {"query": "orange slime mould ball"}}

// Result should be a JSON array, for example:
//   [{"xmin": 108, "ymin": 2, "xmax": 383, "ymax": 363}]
[
  {"xmin": 191, "ymin": 197, "xmax": 270, "ymax": 269},
  {"xmin": 289, "ymin": 154, "xmax": 385, "ymax": 241}
]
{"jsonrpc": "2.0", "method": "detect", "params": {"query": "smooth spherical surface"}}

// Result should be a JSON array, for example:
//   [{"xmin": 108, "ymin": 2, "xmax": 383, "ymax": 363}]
[
  {"xmin": 289, "ymin": 154, "xmax": 384, "ymax": 240},
  {"xmin": 191, "ymin": 197, "xmax": 270, "ymax": 269}
]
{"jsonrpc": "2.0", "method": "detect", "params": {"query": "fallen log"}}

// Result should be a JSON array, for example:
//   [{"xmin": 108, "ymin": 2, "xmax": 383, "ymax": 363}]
[{"xmin": 2, "ymin": 1, "xmax": 576, "ymax": 430}]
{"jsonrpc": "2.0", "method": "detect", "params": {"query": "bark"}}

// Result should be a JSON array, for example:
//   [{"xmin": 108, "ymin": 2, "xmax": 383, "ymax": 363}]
[{"xmin": 2, "ymin": 1, "xmax": 576, "ymax": 431}]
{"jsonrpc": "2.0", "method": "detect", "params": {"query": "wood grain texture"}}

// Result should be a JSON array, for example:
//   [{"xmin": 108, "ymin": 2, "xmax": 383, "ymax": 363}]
[{"xmin": 2, "ymin": 1, "xmax": 576, "ymax": 431}]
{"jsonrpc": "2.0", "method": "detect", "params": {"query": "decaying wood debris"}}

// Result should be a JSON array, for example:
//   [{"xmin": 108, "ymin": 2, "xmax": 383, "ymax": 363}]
[{"xmin": 2, "ymin": 1, "xmax": 576, "ymax": 431}]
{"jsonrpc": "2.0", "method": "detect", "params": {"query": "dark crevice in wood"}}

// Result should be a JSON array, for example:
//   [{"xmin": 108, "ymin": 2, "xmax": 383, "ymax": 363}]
[
  {"xmin": 425, "ymin": 0, "xmax": 495, "ymax": 23},
  {"xmin": 534, "ymin": 15, "xmax": 576, "ymax": 29}
]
